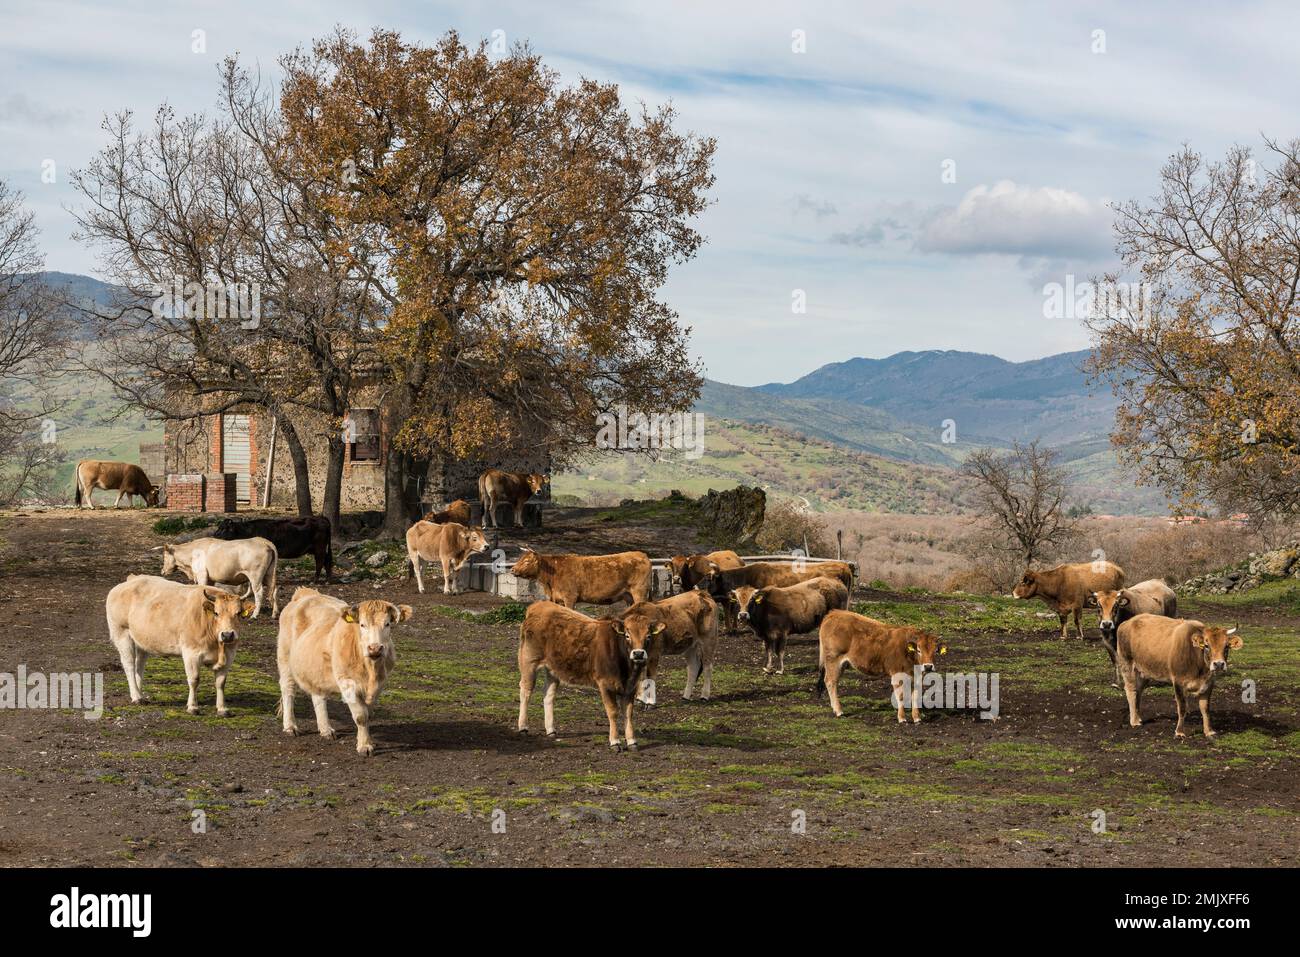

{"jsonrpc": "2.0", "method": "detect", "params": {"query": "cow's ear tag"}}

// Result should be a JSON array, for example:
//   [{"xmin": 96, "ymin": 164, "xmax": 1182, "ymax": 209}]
[
  {"xmin": 343, "ymin": 612, "xmax": 356, "ymax": 623},
  {"xmin": 754, "ymin": 594, "xmax": 763, "ymax": 603},
  {"xmin": 939, "ymin": 645, "xmax": 948, "ymax": 655},
  {"xmin": 907, "ymin": 643, "xmax": 917, "ymax": 654}
]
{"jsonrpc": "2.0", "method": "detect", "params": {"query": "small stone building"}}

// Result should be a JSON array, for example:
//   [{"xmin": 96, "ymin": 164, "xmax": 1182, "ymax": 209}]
[{"xmin": 162, "ymin": 398, "xmax": 547, "ymax": 514}]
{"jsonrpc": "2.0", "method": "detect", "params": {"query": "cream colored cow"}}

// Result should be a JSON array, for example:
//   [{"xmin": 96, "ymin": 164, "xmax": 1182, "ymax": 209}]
[
  {"xmin": 105, "ymin": 575, "xmax": 253, "ymax": 716},
  {"xmin": 158, "ymin": 536, "xmax": 278, "ymax": 618},
  {"xmin": 276, "ymin": 587, "xmax": 413, "ymax": 756}
]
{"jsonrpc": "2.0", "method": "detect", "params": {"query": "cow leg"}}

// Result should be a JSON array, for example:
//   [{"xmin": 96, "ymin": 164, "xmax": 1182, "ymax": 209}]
[
  {"xmin": 440, "ymin": 552, "xmax": 453, "ymax": 595},
  {"xmin": 340, "ymin": 682, "xmax": 374, "ymax": 756},
  {"xmin": 1124, "ymin": 677, "xmax": 1143, "ymax": 727},
  {"xmin": 911, "ymin": 674, "xmax": 922, "ymax": 723},
  {"xmin": 483, "ymin": 495, "xmax": 496, "ymax": 528},
  {"xmin": 312, "ymin": 694, "xmax": 338, "ymax": 739},
  {"xmin": 775, "ymin": 635, "xmax": 787, "ymax": 675},
  {"xmin": 132, "ymin": 647, "xmax": 149, "ymax": 701},
  {"xmin": 542, "ymin": 673, "xmax": 558, "ymax": 736},
  {"xmin": 279, "ymin": 673, "xmax": 300, "ymax": 735},
  {"xmin": 822, "ymin": 656, "xmax": 845, "ymax": 717},
  {"xmin": 213, "ymin": 665, "xmax": 230, "ymax": 718},
  {"xmin": 410, "ymin": 550, "xmax": 426, "ymax": 594},
  {"xmin": 182, "ymin": 652, "xmax": 202, "ymax": 714},
  {"xmin": 249, "ymin": 577, "xmax": 264, "ymax": 619},
  {"xmin": 112, "ymin": 631, "xmax": 144, "ymax": 704},
  {"xmin": 762, "ymin": 639, "xmax": 775, "ymax": 675},
  {"xmin": 599, "ymin": 686, "xmax": 623, "ymax": 750},
  {"xmin": 517, "ymin": 656, "xmax": 539, "ymax": 733},
  {"xmin": 623, "ymin": 695, "xmax": 637, "ymax": 751},
  {"xmin": 1172, "ymin": 684, "xmax": 1188, "ymax": 738},
  {"xmin": 1058, "ymin": 613, "xmax": 1069, "ymax": 639},
  {"xmin": 682, "ymin": 646, "xmax": 700, "ymax": 700},
  {"xmin": 1073, "ymin": 608, "xmax": 1085, "ymax": 639},
  {"xmin": 891, "ymin": 673, "xmax": 907, "ymax": 723},
  {"xmin": 1198, "ymin": 689, "xmax": 1216, "ymax": 738},
  {"xmin": 698, "ymin": 641, "xmax": 715, "ymax": 700},
  {"xmin": 514, "ymin": 501, "xmax": 525, "ymax": 527}
]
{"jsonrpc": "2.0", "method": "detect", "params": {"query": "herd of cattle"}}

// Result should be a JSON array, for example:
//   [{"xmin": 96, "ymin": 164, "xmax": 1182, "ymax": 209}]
[{"xmin": 77, "ymin": 461, "xmax": 1248, "ymax": 754}]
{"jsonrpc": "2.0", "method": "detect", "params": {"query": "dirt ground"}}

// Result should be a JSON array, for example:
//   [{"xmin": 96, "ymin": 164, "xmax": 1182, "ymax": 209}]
[{"xmin": 1, "ymin": 507, "xmax": 1297, "ymax": 867}]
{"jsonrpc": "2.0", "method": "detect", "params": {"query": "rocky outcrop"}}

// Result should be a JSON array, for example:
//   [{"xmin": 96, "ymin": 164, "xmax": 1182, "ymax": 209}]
[
  {"xmin": 694, "ymin": 485, "xmax": 766, "ymax": 547},
  {"xmin": 1179, "ymin": 541, "xmax": 1300, "ymax": 595}
]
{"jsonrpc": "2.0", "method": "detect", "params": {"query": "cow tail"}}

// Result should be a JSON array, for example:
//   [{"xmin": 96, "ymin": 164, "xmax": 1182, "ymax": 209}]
[
  {"xmin": 73, "ymin": 467, "xmax": 81, "ymax": 506},
  {"xmin": 814, "ymin": 642, "xmax": 827, "ymax": 698}
]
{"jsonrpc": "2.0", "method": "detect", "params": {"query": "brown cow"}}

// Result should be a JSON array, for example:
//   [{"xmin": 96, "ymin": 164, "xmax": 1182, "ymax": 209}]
[
  {"xmin": 517, "ymin": 600, "xmax": 653, "ymax": 750},
  {"xmin": 75, "ymin": 460, "xmax": 160, "ymax": 509},
  {"xmin": 426, "ymin": 499, "xmax": 472, "ymax": 525},
  {"xmin": 510, "ymin": 548, "xmax": 651, "ymax": 607},
  {"xmin": 1012, "ymin": 561, "xmax": 1125, "ymax": 639},
  {"xmin": 1087, "ymin": 579, "xmax": 1178, "ymax": 687},
  {"xmin": 733, "ymin": 576, "xmax": 850, "ymax": 675},
  {"xmin": 479, "ymin": 468, "xmax": 547, "ymax": 528},
  {"xmin": 617, "ymin": 589, "xmax": 720, "ymax": 703},
  {"xmin": 277, "ymin": 588, "xmax": 413, "ymax": 756},
  {"xmin": 706, "ymin": 560, "xmax": 853, "ymax": 634},
  {"xmin": 105, "ymin": 575, "xmax": 254, "ymax": 715},
  {"xmin": 815, "ymin": 610, "xmax": 947, "ymax": 723},
  {"xmin": 1115, "ymin": 614, "xmax": 1242, "ymax": 738},
  {"xmin": 672, "ymin": 550, "xmax": 745, "ymax": 631},
  {"xmin": 406, "ymin": 522, "xmax": 489, "ymax": 594}
]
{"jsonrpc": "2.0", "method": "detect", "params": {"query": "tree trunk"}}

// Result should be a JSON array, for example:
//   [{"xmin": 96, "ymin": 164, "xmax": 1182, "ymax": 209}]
[
  {"xmin": 277, "ymin": 417, "xmax": 315, "ymax": 516},
  {"xmin": 381, "ymin": 447, "xmax": 416, "ymax": 537},
  {"xmin": 322, "ymin": 433, "xmax": 345, "ymax": 534}
]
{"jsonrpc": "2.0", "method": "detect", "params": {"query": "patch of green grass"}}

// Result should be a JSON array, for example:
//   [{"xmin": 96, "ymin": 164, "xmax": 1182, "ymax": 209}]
[{"xmin": 152, "ymin": 515, "xmax": 217, "ymax": 535}]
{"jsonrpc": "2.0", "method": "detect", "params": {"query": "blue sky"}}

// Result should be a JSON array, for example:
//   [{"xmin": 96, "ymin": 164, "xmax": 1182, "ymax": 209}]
[{"xmin": 3, "ymin": 0, "xmax": 1298, "ymax": 384}]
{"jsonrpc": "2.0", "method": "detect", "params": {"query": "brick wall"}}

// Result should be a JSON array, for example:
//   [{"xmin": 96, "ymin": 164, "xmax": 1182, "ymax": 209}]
[
  {"xmin": 167, "ymin": 473, "xmax": 205, "ymax": 512},
  {"xmin": 204, "ymin": 473, "xmax": 238, "ymax": 512}
]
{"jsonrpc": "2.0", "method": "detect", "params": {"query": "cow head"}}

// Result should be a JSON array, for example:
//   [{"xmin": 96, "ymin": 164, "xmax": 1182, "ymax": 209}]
[
  {"xmin": 905, "ymin": 630, "xmax": 948, "ymax": 674},
  {"xmin": 1089, "ymin": 589, "xmax": 1128, "ymax": 637},
  {"xmin": 1190, "ymin": 625, "xmax": 1242, "ymax": 674},
  {"xmin": 609, "ymin": 613, "xmax": 663, "ymax": 666},
  {"xmin": 146, "ymin": 484, "xmax": 161, "ymax": 507},
  {"xmin": 159, "ymin": 545, "xmax": 178, "ymax": 577},
  {"xmin": 343, "ymin": 601, "xmax": 413, "ymax": 662},
  {"xmin": 669, "ymin": 556, "xmax": 689, "ymax": 588},
  {"xmin": 732, "ymin": 585, "xmax": 760, "ymax": 625},
  {"xmin": 1012, "ymin": 570, "xmax": 1038, "ymax": 599},
  {"xmin": 463, "ymin": 527, "xmax": 489, "ymax": 557},
  {"xmin": 200, "ymin": 589, "xmax": 253, "ymax": 668},
  {"xmin": 526, "ymin": 473, "xmax": 548, "ymax": 495},
  {"xmin": 511, "ymin": 548, "xmax": 540, "ymax": 579}
]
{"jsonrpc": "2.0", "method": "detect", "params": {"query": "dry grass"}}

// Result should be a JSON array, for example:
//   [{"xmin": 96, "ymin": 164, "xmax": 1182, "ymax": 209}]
[{"xmin": 818, "ymin": 510, "xmax": 1286, "ymax": 593}]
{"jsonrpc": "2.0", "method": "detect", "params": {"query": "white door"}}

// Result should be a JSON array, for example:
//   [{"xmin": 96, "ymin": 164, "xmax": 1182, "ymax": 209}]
[{"xmin": 221, "ymin": 414, "xmax": 252, "ymax": 503}]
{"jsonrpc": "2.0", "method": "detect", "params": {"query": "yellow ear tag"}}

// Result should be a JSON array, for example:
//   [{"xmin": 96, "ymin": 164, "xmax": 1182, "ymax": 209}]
[
  {"xmin": 907, "ymin": 643, "xmax": 916, "ymax": 654},
  {"xmin": 344, "ymin": 613, "xmax": 355, "ymax": 623},
  {"xmin": 940, "ymin": 646, "xmax": 948, "ymax": 655},
  {"xmin": 754, "ymin": 594, "xmax": 764, "ymax": 603}
]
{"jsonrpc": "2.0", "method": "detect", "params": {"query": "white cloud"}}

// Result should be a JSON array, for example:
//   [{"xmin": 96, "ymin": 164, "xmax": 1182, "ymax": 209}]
[{"xmin": 917, "ymin": 181, "xmax": 1113, "ymax": 259}]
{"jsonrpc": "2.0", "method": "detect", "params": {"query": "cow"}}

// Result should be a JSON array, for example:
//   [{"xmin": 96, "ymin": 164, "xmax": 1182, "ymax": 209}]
[
  {"xmin": 702, "ymin": 560, "xmax": 853, "ymax": 634},
  {"xmin": 670, "ymin": 550, "xmax": 745, "ymax": 592},
  {"xmin": 517, "ymin": 600, "xmax": 652, "ymax": 750},
  {"xmin": 157, "ymin": 536, "xmax": 279, "ymax": 618},
  {"xmin": 213, "ymin": 515, "xmax": 333, "ymax": 583},
  {"xmin": 732, "ymin": 576, "xmax": 849, "ymax": 675},
  {"xmin": 1087, "ymin": 579, "xmax": 1178, "ymax": 687},
  {"xmin": 510, "ymin": 548, "xmax": 652, "ymax": 608},
  {"xmin": 74, "ymin": 460, "xmax": 159, "ymax": 509},
  {"xmin": 671, "ymin": 549, "xmax": 745, "ymax": 631},
  {"xmin": 616, "ymin": 589, "xmax": 720, "ymax": 704},
  {"xmin": 1115, "ymin": 614, "xmax": 1242, "ymax": 738},
  {"xmin": 105, "ymin": 575, "xmax": 254, "ymax": 715},
  {"xmin": 479, "ymin": 468, "xmax": 548, "ymax": 528},
  {"xmin": 1012, "ymin": 561, "xmax": 1125, "ymax": 639},
  {"xmin": 276, "ymin": 587, "xmax": 413, "ymax": 756},
  {"xmin": 425, "ymin": 499, "xmax": 472, "ymax": 525},
  {"xmin": 405, "ymin": 521, "xmax": 489, "ymax": 594},
  {"xmin": 814, "ymin": 609, "xmax": 947, "ymax": 723}
]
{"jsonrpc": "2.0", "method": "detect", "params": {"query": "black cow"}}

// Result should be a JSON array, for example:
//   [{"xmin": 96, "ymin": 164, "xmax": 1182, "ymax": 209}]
[{"xmin": 212, "ymin": 515, "xmax": 333, "ymax": 582}]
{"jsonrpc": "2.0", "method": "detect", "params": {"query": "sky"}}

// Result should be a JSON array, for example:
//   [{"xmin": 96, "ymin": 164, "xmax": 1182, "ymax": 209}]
[{"xmin": 3, "ymin": 0, "xmax": 1298, "ymax": 385}]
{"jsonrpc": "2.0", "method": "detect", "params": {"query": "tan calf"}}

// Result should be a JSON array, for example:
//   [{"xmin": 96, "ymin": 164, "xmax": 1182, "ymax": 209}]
[
  {"xmin": 510, "ymin": 548, "xmax": 652, "ymax": 607},
  {"xmin": 1088, "ymin": 579, "xmax": 1178, "ymax": 686},
  {"xmin": 479, "ymin": 468, "xmax": 547, "ymax": 528},
  {"xmin": 517, "ymin": 601, "xmax": 653, "ymax": 750},
  {"xmin": 617, "ymin": 589, "xmax": 720, "ymax": 704},
  {"xmin": 1115, "ymin": 613, "xmax": 1242, "ymax": 738},
  {"xmin": 105, "ymin": 575, "xmax": 253, "ymax": 715},
  {"xmin": 426, "ymin": 499, "xmax": 472, "ymax": 525},
  {"xmin": 1013, "ymin": 560, "xmax": 1125, "ymax": 638},
  {"xmin": 406, "ymin": 521, "xmax": 488, "ymax": 594},
  {"xmin": 815, "ymin": 609, "xmax": 947, "ymax": 723},
  {"xmin": 277, "ymin": 588, "xmax": 413, "ymax": 756}
]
